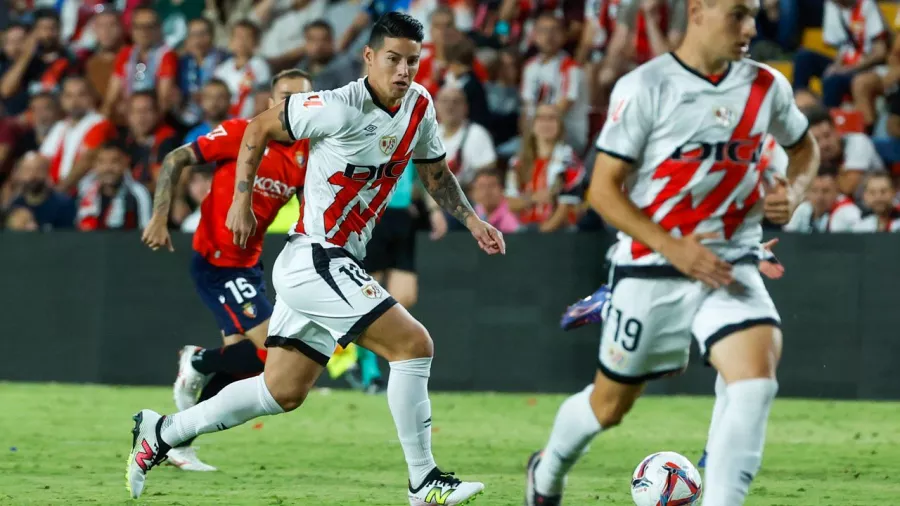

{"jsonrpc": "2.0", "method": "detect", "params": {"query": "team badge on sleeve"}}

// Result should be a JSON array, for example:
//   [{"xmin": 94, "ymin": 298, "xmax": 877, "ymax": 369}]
[{"xmin": 361, "ymin": 283, "xmax": 383, "ymax": 299}]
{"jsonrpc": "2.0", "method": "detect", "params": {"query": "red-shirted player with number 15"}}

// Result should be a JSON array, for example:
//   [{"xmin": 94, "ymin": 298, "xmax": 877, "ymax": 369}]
[
  {"xmin": 140, "ymin": 70, "xmax": 312, "ymax": 472},
  {"xmin": 129, "ymin": 12, "xmax": 503, "ymax": 506}
]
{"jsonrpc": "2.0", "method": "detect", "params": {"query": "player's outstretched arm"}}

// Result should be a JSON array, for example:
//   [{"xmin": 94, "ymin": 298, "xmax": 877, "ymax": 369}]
[
  {"xmin": 416, "ymin": 158, "xmax": 506, "ymax": 255},
  {"xmin": 587, "ymin": 153, "xmax": 733, "ymax": 288},
  {"xmin": 227, "ymin": 102, "xmax": 293, "ymax": 248},
  {"xmin": 782, "ymin": 131, "xmax": 820, "ymax": 216},
  {"xmin": 142, "ymin": 144, "xmax": 199, "ymax": 252}
]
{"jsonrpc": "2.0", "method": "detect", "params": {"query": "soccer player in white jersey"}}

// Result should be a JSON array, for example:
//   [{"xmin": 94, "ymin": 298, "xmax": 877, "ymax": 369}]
[
  {"xmin": 126, "ymin": 12, "xmax": 504, "ymax": 506},
  {"xmin": 524, "ymin": 1, "xmax": 821, "ymax": 506}
]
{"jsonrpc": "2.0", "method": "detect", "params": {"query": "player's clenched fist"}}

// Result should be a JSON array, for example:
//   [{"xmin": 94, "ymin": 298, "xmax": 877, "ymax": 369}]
[
  {"xmin": 142, "ymin": 214, "xmax": 174, "ymax": 252},
  {"xmin": 763, "ymin": 179, "xmax": 791, "ymax": 225},
  {"xmin": 466, "ymin": 215, "xmax": 506, "ymax": 255},
  {"xmin": 659, "ymin": 232, "xmax": 733, "ymax": 289},
  {"xmin": 226, "ymin": 201, "xmax": 257, "ymax": 248}
]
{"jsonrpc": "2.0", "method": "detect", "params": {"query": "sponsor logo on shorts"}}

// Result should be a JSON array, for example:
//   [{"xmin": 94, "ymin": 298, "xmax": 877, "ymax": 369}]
[
  {"xmin": 607, "ymin": 348, "xmax": 627, "ymax": 366},
  {"xmin": 361, "ymin": 283, "xmax": 383, "ymax": 299},
  {"xmin": 380, "ymin": 135, "xmax": 397, "ymax": 155},
  {"xmin": 218, "ymin": 295, "xmax": 226, "ymax": 304},
  {"xmin": 242, "ymin": 302, "xmax": 257, "ymax": 318}
]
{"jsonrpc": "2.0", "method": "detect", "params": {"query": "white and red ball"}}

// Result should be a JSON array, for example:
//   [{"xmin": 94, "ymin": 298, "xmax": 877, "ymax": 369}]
[{"xmin": 630, "ymin": 451, "xmax": 702, "ymax": 506}]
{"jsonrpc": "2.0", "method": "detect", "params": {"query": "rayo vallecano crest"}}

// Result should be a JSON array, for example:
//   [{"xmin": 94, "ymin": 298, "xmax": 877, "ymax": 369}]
[{"xmin": 380, "ymin": 135, "xmax": 397, "ymax": 155}]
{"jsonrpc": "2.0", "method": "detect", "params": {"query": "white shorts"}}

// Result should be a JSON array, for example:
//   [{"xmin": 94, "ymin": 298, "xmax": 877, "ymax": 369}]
[
  {"xmin": 265, "ymin": 235, "xmax": 397, "ymax": 366},
  {"xmin": 598, "ymin": 259, "xmax": 780, "ymax": 383}
]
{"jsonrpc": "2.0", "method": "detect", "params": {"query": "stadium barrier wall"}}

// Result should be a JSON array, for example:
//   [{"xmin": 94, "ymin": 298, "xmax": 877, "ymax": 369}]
[{"xmin": 2, "ymin": 232, "xmax": 899, "ymax": 400}]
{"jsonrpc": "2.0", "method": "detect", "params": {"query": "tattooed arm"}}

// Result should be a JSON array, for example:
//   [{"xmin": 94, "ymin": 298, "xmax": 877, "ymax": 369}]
[
  {"xmin": 141, "ymin": 144, "xmax": 199, "ymax": 251},
  {"xmin": 415, "ymin": 158, "xmax": 476, "ymax": 226},
  {"xmin": 154, "ymin": 145, "xmax": 199, "ymax": 217},
  {"xmin": 415, "ymin": 158, "xmax": 506, "ymax": 255},
  {"xmin": 228, "ymin": 100, "xmax": 294, "ymax": 247}
]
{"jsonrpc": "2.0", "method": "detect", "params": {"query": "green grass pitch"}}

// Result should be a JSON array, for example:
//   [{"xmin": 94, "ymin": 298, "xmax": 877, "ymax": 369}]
[{"xmin": 0, "ymin": 383, "xmax": 897, "ymax": 505}]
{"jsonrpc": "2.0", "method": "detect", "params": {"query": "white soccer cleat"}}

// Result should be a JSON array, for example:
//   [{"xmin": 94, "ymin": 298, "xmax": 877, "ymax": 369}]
[
  {"xmin": 173, "ymin": 345, "xmax": 210, "ymax": 411},
  {"xmin": 408, "ymin": 468, "xmax": 485, "ymax": 505},
  {"xmin": 166, "ymin": 446, "xmax": 217, "ymax": 472},
  {"xmin": 125, "ymin": 409, "xmax": 171, "ymax": 499}
]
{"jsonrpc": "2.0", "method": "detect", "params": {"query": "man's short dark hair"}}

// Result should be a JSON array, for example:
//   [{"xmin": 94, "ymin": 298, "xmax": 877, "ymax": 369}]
[
  {"xmin": 304, "ymin": 19, "xmax": 333, "ymax": 37},
  {"xmin": 205, "ymin": 78, "xmax": 232, "ymax": 97},
  {"xmin": 817, "ymin": 164, "xmax": 839, "ymax": 178},
  {"xmin": 130, "ymin": 90, "xmax": 157, "ymax": 106},
  {"xmin": 189, "ymin": 17, "xmax": 216, "ymax": 35},
  {"xmin": 801, "ymin": 104, "xmax": 833, "ymax": 127},
  {"xmin": 271, "ymin": 69, "xmax": 311, "ymax": 89},
  {"xmin": 233, "ymin": 19, "xmax": 261, "ymax": 42},
  {"xmin": 33, "ymin": 8, "xmax": 61, "ymax": 25},
  {"xmin": 368, "ymin": 12, "xmax": 424, "ymax": 49},
  {"xmin": 864, "ymin": 171, "xmax": 894, "ymax": 189},
  {"xmin": 6, "ymin": 22, "xmax": 29, "ymax": 33},
  {"xmin": 30, "ymin": 91, "xmax": 57, "ymax": 104},
  {"xmin": 100, "ymin": 139, "xmax": 129, "ymax": 155},
  {"xmin": 445, "ymin": 38, "xmax": 475, "ymax": 67},
  {"xmin": 473, "ymin": 168, "xmax": 502, "ymax": 184}
]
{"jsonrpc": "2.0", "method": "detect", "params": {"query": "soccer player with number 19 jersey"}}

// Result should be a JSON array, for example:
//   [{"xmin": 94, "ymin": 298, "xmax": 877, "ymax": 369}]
[
  {"xmin": 129, "ymin": 12, "xmax": 504, "ymax": 505},
  {"xmin": 525, "ymin": 1, "xmax": 821, "ymax": 506},
  {"xmin": 140, "ymin": 70, "xmax": 312, "ymax": 472}
]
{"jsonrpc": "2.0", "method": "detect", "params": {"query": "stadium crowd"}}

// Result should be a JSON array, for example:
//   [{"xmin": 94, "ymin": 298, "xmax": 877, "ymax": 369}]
[{"xmin": 0, "ymin": 0, "xmax": 899, "ymax": 235}]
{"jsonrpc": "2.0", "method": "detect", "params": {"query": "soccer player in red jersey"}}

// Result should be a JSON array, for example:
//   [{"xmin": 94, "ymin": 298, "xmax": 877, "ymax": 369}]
[{"xmin": 141, "ymin": 69, "xmax": 312, "ymax": 471}]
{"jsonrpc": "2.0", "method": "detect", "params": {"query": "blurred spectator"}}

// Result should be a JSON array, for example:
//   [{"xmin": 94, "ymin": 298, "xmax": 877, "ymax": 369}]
[
  {"xmin": 0, "ymin": 23, "xmax": 29, "ymax": 112},
  {"xmin": 338, "ymin": 0, "xmax": 413, "ymax": 53},
  {"xmin": 8, "ymin": 152, "xmax": 76, "ymax": 230},
  {"xmin": 805, "ymin": 104, "xmax": 884, "ymax": 198},
  {"xmin": 1, "ymin": 10, "xmax": 71, "ymax": 116},
  {"xmin": 39, "ymin": 76, "xmax": 117, "ymax": 192},
  {"xmin": 252, "ymin": 87, "xmax": 272, "ymax": 117},
  {"xmin": 435, "ymin": 85, "xmax": 497, "ymax": 187},
  {"xmin": 485, "ymin": 48, "xmax": 521, "ymax": 149},
  {"xmin": 785, "ymin": 168, "xmax": 862, "ymax": 233},
  {"xmin": 0, "ymin": 112, "xmax": 39, "ymax": 184},
  {"xmin": 521, "ymin": 13, "xmax": 588, "ymax": 154},
  {"xmin": 854, "ymin": 172, "xmax": 900, "ymax": 232},
  {"xmin": 251, "ymin": 0, "xmax": 328, "ymax": 72},
  {"xmin": 76, "ymin": 140, "xmax": 151, "ymax": 231},
  {"xmin": 749, "ymin": 0, "xmax": 800, "ymax": 61},
  {"xmin": 178, "ymin": 17, "xmax": 228, "ymax": 127},
  {"xmin": 297, "ymin": 20, "xmax": 362, "ymax": 92},
  {"xmin": 83, "ymin": 7, "xmax": 125, "ymax": 100},
  {"xmin": 442, "ymin": 38, "xmax": 491, "ymax": 128},
  {"xmin": 851, "ymin": 24, "xmax": 900, "ymax": 133},
  {"xmin": 29, "ymin": 91, "xmax": 62, "ymax": 147},
  {"xmin": 102, "ymin": 6, "xmax": 179, "ymax": 121},
  {"xmin": 119, "ymin": 91, "xmax": 179, "ymax": 191},
  {"xmin": 506, "ymin": 104, "xmax": 584, "ymax": 232},
  {"xmin": 183, "ymin": 79, "xmax": 232, "ymax": 144},
  {"xmin": 57, "ymin": 0, "xmax": 116, "ymax": 50},
  {"xmin": 214, "ymin": 20, "xmax": 271, "ymax": 119},
  {"xmin": 154, "ymin": 0, "xmax": 207, "ymax": 49},
  {"xmin": 416, "ymin": 7, "xmax": 489, "ymax": 98},
  {"xmin": 180, "ymin": 169, "xmax": 212, "ymax": 233},
  {"xmin": 4, "ymin": 206, "xmax": 38, "ymax": 231},
  {"xmin": 793, "ymin": 0, "xmax": 889, "ymax": 108},
  {"xmin": 471, "ymin": 169, "xmax": 520, "ymax": 233},
  {"xmin": 496, "ymin": 0, "xmax": 583, "ymax": 53},
  {"xmin": 596, "ymin": 0, "xmax": 685, "ymax": 106}
]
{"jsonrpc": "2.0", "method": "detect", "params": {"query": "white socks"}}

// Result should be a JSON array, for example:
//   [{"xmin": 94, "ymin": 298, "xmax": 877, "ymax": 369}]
[
  {"xmin": 706, "ymin": 373, "xmax": 729, "ymax": 447},
  {"xmin": 160, "ymin": 374, "xmax": 284, "ymax": 447},
  {"xmin": 388, "ymin": 358, "xmax": 437, "ymax": 489},
  {"xmin": 702, "ymin": 378, "xmax": 778, "ymax": 506},
  {"xmin": 534, "ymin": 385, "xmax": 602, "ymax": 496}
]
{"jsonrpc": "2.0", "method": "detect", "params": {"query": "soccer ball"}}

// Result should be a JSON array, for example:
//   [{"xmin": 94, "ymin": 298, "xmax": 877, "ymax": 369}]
[{"xmin": 630, "ymin": 451, "xmax": 702, "ymax": 506}]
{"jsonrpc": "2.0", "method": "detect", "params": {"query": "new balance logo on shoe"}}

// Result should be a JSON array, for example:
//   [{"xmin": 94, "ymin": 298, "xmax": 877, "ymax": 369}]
[
  {"xmin": 134, "ymin": 440, "xmax": 154, "ymax": 471},
  {"xmin": 424, "ymin": 486, "xmax": 454, "ymax": 505}
]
